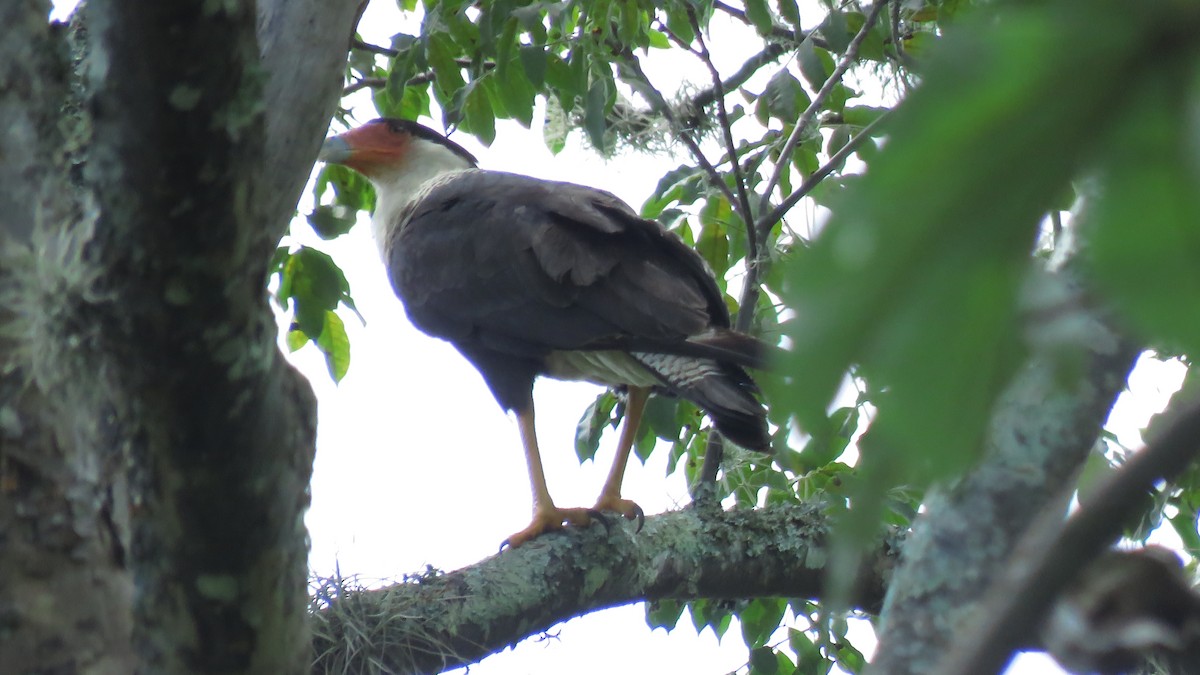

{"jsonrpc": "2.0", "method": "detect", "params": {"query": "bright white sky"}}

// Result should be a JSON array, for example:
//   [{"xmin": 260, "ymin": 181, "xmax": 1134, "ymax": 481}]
[{"xmin": 48, "ymin": 1, "xmax": 1188, "ymax": 673}]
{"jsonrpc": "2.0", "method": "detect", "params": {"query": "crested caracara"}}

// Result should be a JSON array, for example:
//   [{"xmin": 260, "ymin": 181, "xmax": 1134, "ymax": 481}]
[{"xmin": 319, "ymin": 118, "xmax": 770, "ymax": 547}]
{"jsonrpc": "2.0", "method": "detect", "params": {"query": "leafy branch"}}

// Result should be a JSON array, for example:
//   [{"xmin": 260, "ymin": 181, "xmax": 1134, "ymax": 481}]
[
  {"xmin": 756, "ymin": 0, "xmax": 887, "ymax": 220},
  {"xmin": 711, "ymin": 0, "xmax": 833, "ymax": 51},
  {"xmin": 342, "ymin": 57, "xmax": 493, "ymax": 96}
]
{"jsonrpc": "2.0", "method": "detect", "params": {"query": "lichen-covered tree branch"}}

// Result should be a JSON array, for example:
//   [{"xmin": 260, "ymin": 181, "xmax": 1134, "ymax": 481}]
[{"xmin": 312, "ymin": 504, "xmax": 899, "ymax": 674}]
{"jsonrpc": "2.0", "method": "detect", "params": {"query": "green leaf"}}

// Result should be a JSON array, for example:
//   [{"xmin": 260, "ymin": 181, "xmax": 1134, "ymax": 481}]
[
  {"xmin": 478, "ymin": 0, "xmax": 516, "ymax": 54},
  {"xmin": 749, "ymin": 647, "xmax": 779, "ymax": 675},
  {"xmin": 314, "ymin": 164, "xmax": 374, "ymax": 213},
  {"xmin": 744, "ymin": 0, "xmax": 774, "ymax": 36},
  {"xmin": 1075, "ymin": 445, "xmax": 1117, "ymax": 506},
  {"xmin": 903, "ymin": 31, "xmax": 936, "ymax": 58},
  {"xmin": 643, "ymin": 395, "xmax": 682, "ymax": 441},
  {"xmin": 1087, "ymin": 68, "xmax": 1200, "ymax": 357},
  {"xmin": 398, "ymin": 83, "xmax": 432, "ymax": 121},
  {"xmin": 426, "ymin": 32, "xmax": 467, "ymax": 113},
  {"xmin": 462, "ymin": 80, "xmax": 496, "ymax": 145},
  {"xmin": 688, "ymin": 598, "xmax": 731, "ymax": 638},
  {"xmin": 776, "ymin": 0, "xmax": 800, "ymax": 27},
  {"xmin": 518, "ymin": 45, "xmax": 548, "ymax": 88},
  {"xmin": 844, "ymin": 11, "xmax": 886, "ymax": 61},
  {"xmin": 740, "ymin": 597, "xmax": 787, "ymax": 648},
  {"xmin": 822, "ymin": 10, "xmax": 850, "ymax": 54},
  {"xmin": 489, "ymin": 63, "xmax": 536, "ymax": 128},
  {"xmin": 385, "ymin": 34, "xmax": 422, "ymax": 103},
  {"xmin": 617, "ymin": 0, "xmax": 642, "ymax": 46},
  {"xmin": 796, "ymin": 406, "xmax": 857, "ymax": 471},
  {"xmin": 833, "ymin": 640, "xmax": 866, "ymax": 674},
  {"xmin": 285, "ymin": 248, "xmax": 347, "ymax": 337},
  {"xmin": 575, "ymin": 391, "xmax": 618, "ymax": 462},
  {"xmin": 584, "ymin": 76, "xmax": 611, "ymax": 150},
  {"xmin": 285, "ymin": 328, "xmax": 307, "ymax": 353},
  {"xmin": 279, "ymin": 246, "xmax": 359, "ymax": 366},
  {"xmin": 757, "ymin": 70, "xmax": 809, "ymax": 125},
  {"xmin": 822, "ymin": 82, "xmax": 849, "ymax": 115},
  {"xmin": 633, "ymin": 421, "xmax": 656, "ymax": 462},
  {"xmin": 796, "ymin": 40, "xmax": 833, "ymax": 90},
  {"xmin": 664, "ymin": 5, "xmax": 694, "ymax": 45},
  {"xmin": 306, "ymin": 204, "xmax": 357, "ymax": 240},
  {"xmin": 789, "ymin": 628, "xmax": 822, "ymax": 665},
  {"xmin": 440, "ymin": 5, "xmax": 479, "ymax": 53},
  {"xmin": 824, "ymin": 125, "xmax": 850, "ymax": 162},
  {"xmin": 1168, "ymin": 510, "xmax": 1200, "ymax": 559},
  {"xmin": 642, "ymin": 165, "xmax": 706, "ymax": 217},
  {"xmin": 842, "ymin": 105, "xmax": 889, "ymax": 127},
  {"xmin": 544, "ymin": 54, "xmax": 577, "ymax": 102},
  {"xmin": 493, "ymin": 16, "xmax": 519, "ymax": 78},
  {"xmin": 317, "ymin": 310, "xmax": 351, "ymax": 382},
  {"xmin": 645, "ymin": 599, "xmax": 685, "ymax": 631},
  {"xmin": 696, "ymin": 217, "xmax": 730, "ymax": 280}
]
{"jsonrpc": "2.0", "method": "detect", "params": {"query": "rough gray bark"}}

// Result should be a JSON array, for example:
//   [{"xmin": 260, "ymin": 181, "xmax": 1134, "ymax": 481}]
[
  {"xmin": 937, "ymin": 400, "xmax": 1200, "ymax": 674},
  {"xmin": 871, "ymin": 252, "xmax": 1142, "ymax": 674},
  {"xmin": 311, "ymin": 503, "xmax": 901, "ymax": 675},
  {"xmin": 0, "ymin": 1, "xmax": 362, "ymax": 673}
]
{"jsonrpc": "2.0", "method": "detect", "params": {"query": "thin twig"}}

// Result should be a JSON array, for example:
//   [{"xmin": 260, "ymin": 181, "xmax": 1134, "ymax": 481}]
[
  {"xmin": 687, "ymin": 9, "xmax": 759, "ymax": 293},
  {"xmin": 343, "ymin": 77, "xmax": 385, "ymax": 95},
  {"xmin": 933, "ymin": 398, "xmax": 1200, "ymax": 675},
  {"xmin": 693, "ymin": 43, "xmax": 791, "ymax": 109},
  {"xmin": 755, "ymin": 110, "xmax": 890, "ymax": 240},
  {"xmin": 353, "ymin": 38, "xmax": 398, "ymax": 58},
  {"xmin": 711, "ymin": 0, "xmax": 833, "ymax": 51},
  {"xmin": 341, "ymin": 61, "xmax": 495, "ymax": 98},
  {"xmin": 616, "ymin": 49, "xmax": 742, "ymax": 217},
  {"xmin": 757, "ymin": 0, "xmax": 888, "ymax": 218}
]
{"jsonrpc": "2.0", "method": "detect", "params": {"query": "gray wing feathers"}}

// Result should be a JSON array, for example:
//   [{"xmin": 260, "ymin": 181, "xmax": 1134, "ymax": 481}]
[{"xmin": 392, "ymin": 171, "xmax": 726, "ymax": 350}]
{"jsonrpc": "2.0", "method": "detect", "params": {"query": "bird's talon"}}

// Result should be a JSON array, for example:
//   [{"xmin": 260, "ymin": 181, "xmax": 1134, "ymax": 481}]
[
  {"xmin": 501, "ymin": 505, "xmax": 604, "ymax": 550},
  {"xmin": 593, "ymin": 496, "xmax": 644, "ymax": 533},
  {"xmin": 587, "ymin": 508, "xmax": 612, "ymax": 534}
]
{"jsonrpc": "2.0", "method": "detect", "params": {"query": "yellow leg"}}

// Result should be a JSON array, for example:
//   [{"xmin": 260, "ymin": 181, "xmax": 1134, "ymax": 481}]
[
  {"xmin": 517, "ymin": 405, "xmax": 555, "ymax": 512},
  {"xmin": 502, "ymin": 405, "xmax": 599, "ymax": 549},
  {"xmin": 594, "ymin": 386, "xmax": 648, "ymax": 528}
]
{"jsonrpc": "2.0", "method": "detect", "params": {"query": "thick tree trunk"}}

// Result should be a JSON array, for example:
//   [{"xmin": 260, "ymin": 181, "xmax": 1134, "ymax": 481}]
[
  {"xmin": 0, "ymin": 1, "xmax": 361, "ymax": 672},
  {"xmin": 871, "ymin": 253, "xmax": 1142, "ymax": 674}
]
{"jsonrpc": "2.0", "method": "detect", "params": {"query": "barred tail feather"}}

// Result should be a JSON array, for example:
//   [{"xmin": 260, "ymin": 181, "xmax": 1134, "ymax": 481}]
[
  {"xmin": 686, "ymin": 327, "xmax": 775, "ymax": 370},
  {"xmin": 616, "ymin": 328, "xmax": 778, "ymax": 371},
  {"xmin": 632, "ymin": 352, "xmax": 770, "ymax": 451}
]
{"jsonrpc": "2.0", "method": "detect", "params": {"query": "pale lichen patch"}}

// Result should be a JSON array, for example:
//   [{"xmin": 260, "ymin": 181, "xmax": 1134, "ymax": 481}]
[
  {"xmin": 0, "ymin": 405, "xmax": 22, "ymax": 437},
  {"xmin": 196, "ymin": 574, "xmax": 239, "ymax": 602},
  {"xmin": 168, "ymin": 85, "xmax": 202, "ymax": 111},
  {"xmin": 164, "ymin": 277, "xmax": 191, "ymax": 306}
]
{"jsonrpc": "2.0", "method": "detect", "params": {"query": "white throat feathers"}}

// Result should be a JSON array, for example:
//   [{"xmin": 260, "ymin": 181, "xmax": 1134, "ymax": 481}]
[{"xmin": 369, "ymin": 136, "xmax": 475, "ymax": 257}]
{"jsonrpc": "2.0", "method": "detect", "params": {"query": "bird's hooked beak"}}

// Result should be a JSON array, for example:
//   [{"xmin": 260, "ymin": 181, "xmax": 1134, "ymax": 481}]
[
  {"xmin": 318, "ymin": 135, "xmax": 354, "ymax": 165},
  {"xmin": 316, "ymin": 122, "xmax": 412, "ymax": 179}
]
